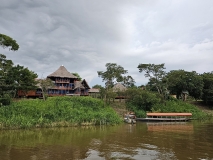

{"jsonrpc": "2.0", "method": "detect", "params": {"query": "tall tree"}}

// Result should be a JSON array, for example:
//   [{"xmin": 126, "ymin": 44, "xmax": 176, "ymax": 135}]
[
  {"xmin": 38, "ymin": 78, "xmax": 54, "ymax": 100},
  {"xmin": 137, "ymin": 63, "xmax": 167, "ymax": 96},
  {"xmin": 0, "ymin": 34, "xmax": 19, "ymax": 105},
  {"xmin": 0, "ymin": 54, "xmax": 14, "ymax": 104},
  {"xmin": 0, "ymin": 34, "xmax": 19, "ymax": 51},
  {"xmin": 122, "ymin": 75, "xmax": 135, "ymax": 88},
  {"xmin": 98, "ymin": 63, "xmax": 128, "ymax": 90}
]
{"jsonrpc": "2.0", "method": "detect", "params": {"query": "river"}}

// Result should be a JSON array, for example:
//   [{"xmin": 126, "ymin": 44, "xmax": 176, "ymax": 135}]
[{"xmin": 0, "ymin": 121, "xmax": 213, "ymax": 160}]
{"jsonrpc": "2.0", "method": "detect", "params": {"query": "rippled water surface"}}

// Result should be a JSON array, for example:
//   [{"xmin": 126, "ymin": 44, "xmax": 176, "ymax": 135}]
[{"xmin": 0, "ymin": 121, "xmax": 213, "ymax": 160}]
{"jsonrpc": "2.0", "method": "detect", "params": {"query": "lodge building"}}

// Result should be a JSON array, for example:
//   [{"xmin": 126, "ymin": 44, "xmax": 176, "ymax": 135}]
[{"xmin": 18, "ymin": 65, "xmax": 90, "ymax": 97}]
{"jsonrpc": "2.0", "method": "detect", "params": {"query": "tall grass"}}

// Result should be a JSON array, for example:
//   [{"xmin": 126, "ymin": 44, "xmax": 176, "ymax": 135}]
[
  {"xmin": 0, "ymin": 96, "xmax": 122, "ymax": 129},
  {"xmin": 151, "ymin": 99, "xmax": 212, "ymax": 120}
]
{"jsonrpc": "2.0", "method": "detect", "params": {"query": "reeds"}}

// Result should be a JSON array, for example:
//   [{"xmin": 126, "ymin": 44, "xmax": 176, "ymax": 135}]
[{"xmin": 0, "ymin": 96, "xmax": 122, "ymax": 129}]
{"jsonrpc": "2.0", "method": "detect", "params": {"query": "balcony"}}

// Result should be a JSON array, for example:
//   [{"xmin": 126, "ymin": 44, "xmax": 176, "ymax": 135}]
[
  {"xmin": 52, "ymin": 86, "xmax": 74, "ymax": 90},
  {"xmin": 55, "ymin": 80, "xmax": 70, "ymax": 83}
]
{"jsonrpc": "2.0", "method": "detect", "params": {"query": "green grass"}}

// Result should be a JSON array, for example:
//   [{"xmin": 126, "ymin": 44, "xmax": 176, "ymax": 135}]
[
  {"xmin": 151, "ymin": 100, "xmax": 212, "ymax": 120},
  {"xmin": 0, "ymin": 96, "xmax": 122, "ymax": 129}
]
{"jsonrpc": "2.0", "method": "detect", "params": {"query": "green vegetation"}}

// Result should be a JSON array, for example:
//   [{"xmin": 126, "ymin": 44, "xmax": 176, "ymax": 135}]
[
  {"xmin": 151, "ymin": 99, "xmax": 211, "ymax": 120},
  {"xmin": 0, "ymin": 33, "xmax": 19, "ymax": 51},
  {"xmin": 125, "ymin": 88, "xmax": 161, "ymax": 115},
  {"xmin": 0, "ymin": 34, "xmax": 37, "ymax": 105},
  {"xmin": 0, "ymin": 96, "xmax": 122, "ymax": 129},
  {"xmin": 167, "ymin": 70, "xmax": 203, "ymax": 100},
  {"xmin": 124, "ymin": 87, "xmax": 212, "ymax": 120}
]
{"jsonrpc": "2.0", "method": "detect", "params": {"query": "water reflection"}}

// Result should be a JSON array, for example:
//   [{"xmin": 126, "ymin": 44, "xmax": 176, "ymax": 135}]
[
  {"xmin": 0, "ymin": 121, "xmax": 213, "ymax": 160},
  {"xmin": 147, "ymin": 122, "xmax": 194, "ymax": 133}
]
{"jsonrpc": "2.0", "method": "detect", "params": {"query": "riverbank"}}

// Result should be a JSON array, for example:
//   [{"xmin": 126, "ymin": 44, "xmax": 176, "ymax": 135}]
[
  {"xmin": 0, "ymin": 97, "xmax": 122, "ymax": 130},
  {"xmin": 110, "ymin": 99, "xmax": 213, "ymax": 120},
  {"xmin": 188, "ymin": 101, "xmax": 213, "ymax": 115}
]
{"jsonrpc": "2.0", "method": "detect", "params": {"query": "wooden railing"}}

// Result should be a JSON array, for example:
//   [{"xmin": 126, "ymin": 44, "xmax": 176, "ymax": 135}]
[
  {"xmin": 48, "ymin": 93, "xmax": 89, "ymax": 96},
  {"xmin": 55, "ymin": 80, "xmax": 70, "ymax": 83},
  {"xmin": 52, "ymin": 86, "xmax": 74, "ymax": 90}
]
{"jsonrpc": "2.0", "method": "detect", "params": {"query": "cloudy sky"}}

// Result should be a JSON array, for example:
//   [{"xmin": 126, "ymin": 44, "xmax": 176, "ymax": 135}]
[{"xmin": 0, "ymin": 0, "xmax": 213, "ymax": 87}]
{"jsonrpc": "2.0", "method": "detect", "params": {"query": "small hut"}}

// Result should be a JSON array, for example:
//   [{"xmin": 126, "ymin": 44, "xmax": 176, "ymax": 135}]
[
  {"xmin": 88, "ymin": 88, "xmax": 100, "ymax": 98},
  {"xmin": 113, "ymin": 83, "xmax": 126, "ymax": 99}
]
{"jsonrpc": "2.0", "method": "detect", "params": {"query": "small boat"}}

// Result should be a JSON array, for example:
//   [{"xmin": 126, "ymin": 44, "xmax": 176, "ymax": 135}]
[{"xmin": 124, "ymin": 112, "xmax": 136, "ymax": 124}]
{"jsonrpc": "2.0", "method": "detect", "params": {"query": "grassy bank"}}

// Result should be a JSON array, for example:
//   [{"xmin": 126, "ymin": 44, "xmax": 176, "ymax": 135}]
[
  {"xmin": 150, "ymin": 100, "xmax": 213, "ymax": 120},
  {"xmin": 0, "ymin": 96, "xmax": 122, "ymax": 129},
  {"xmin": 125, "ymin": 98, "xmax": 213, "ymax": 120}
]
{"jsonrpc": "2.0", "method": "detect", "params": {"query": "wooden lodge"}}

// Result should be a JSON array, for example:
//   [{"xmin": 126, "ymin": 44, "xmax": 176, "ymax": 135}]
[
  {"xmin": 17, "ymin": 65, "xmax": 90, "ymax": 98},
  {"xmin": 17, "ymin": 89, "xmax": 42, "ymax": 98},
  {"xmin": 47, "ymin": 65, "xmax": 90, "ymax": 96}
]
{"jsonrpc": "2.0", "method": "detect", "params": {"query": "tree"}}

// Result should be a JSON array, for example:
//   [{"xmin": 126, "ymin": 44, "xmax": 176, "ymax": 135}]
[
  {"xmin": 98, "ymin": 63, "xmax": 128, "ymax": 90},
  {"xmin": 72, "ymin": 73, "xmax": 82, "ymax": 81},
  {"xmin": 92, "ymin": 84, "xmax": 103, "ymax": 89},
  {"xmin": 166, "ymin": 70, "xmax": 203, "ymax": 101},
  {"xmin": 122, "ymin": 75, "xmax": 135, "ymax": 88},
  {"xmin": 98, "ymin": 63, "xmax": 129, "ymax": 102},
  {"xmin": 106, "ymin": 88, "xmax": 117, "ymax": 104},
  {"xmin": 0, "ymin": 54, "xmax": 38, "ymax": 105},
  {"xmin": 0, "ymin": 54, "xmax": 14, "ymax": 105},
  {"xmin": 0, "ymin": 33, "xmax": 19, "ymax": 51},
  {"xmin": 0, "ymin": 34, "xmax": 19, "ymax": 105},
  {"xmin": 137, "ymin": 63, "xmax": 167, "ymax": 97},
  {"xmin": 201, "ymin": 72, "xmax": 213, "ymax": 105},
  {"xmin": 5, "ymin": 64, "xmax": 38, "ymax": 97},
  {"xmin": 125, "ymin": 88, "xmax": 161, "ymax": 111},
  {"xmin": 39, "ymin": 78, "xmax": 54, "ymax": 100}
]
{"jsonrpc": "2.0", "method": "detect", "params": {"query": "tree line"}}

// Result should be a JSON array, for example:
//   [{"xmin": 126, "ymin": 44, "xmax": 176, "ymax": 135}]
[
  {"xmin": 95, "ymin": 63, "xmax": 213, "ymax": 106},
  {"xmin": 1, "ymin": 33, "xmax": 213, "ymax": 109}
]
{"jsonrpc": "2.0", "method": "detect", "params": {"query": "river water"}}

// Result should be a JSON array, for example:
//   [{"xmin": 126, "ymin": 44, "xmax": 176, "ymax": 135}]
[{"xmin": 0, "ymin": 121, "xmax": 213, "ymax": 160}]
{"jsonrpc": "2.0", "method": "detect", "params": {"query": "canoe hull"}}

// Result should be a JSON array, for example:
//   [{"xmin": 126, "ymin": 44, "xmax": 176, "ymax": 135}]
[
  {"xmin": 124, "ymin": 118, "xmax": 136, "ymax": 124},
  {"xmin": 136, "ymin": 117, "xmax": 191, "ymax": 122}
]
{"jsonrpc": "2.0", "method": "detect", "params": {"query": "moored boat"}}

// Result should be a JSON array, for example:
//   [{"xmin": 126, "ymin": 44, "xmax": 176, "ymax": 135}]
[
  {"xmin": 124, "ymin": 112, "xmax": 136, "ymax": 124},
  {"xmin": 137, "ymin": 113, "xmax": 192, "ymax": 122}
]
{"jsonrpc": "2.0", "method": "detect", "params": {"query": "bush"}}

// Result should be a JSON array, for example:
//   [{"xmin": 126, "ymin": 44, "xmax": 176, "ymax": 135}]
[
  {"xmin": 125, "ymin": 88, "xmax": 162, "ymax": 111},
  {"xmin": 0, "ymin": 94, "xmax": 12, "ymax": 106}
]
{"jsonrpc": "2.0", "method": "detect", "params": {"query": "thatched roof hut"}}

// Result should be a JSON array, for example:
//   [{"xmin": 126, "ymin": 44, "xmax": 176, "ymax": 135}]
[
  {"xmin": 47, "ymin": 65, "xmax": 77, "ymax": 78},
  {"xmin": 113, "ymin": 83, "xmax": 126, "ymax": 92},
  {"xmin": 88, "ymin": 88, "xmax": 99, "ymax": 93}
]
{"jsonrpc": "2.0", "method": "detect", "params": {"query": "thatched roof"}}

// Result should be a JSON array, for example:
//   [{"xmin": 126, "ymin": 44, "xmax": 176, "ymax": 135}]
[
  {"xmin": 113, "ymin": 83, "xmax": 126, "ymax": 92},
  {"xmin": 74, "ymin": 81, "xmax": 85, "ymax": 89},
  {"xmin": 74, "ymin": 79, "xmax": 90, "ymax": 89},
  {"xmin": 88, "ymin": 88, "xmax": 99, "ymax": 93},
  {"xmin": 81, "ymin": 79, "xmax": 90, "ymax": 89},
  {"xmin": 47, "ymin": 65, "xmax": 77, "ymax": 78}
]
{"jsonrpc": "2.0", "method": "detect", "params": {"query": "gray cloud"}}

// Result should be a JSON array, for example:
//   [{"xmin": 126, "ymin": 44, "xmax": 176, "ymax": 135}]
[{"xmin": 0, "ymin": 0, "xmax": 213, "ymax": 87}]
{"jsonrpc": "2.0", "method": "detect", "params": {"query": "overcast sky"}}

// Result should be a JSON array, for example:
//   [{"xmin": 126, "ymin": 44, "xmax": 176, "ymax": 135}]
[{"xmin": 0, "ymin": 0, "xmax": 213, "ymax": 87}]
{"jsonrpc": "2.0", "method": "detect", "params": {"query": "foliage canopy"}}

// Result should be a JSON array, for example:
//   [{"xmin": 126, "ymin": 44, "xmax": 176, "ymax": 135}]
[{"xmin": 0, "ymin": 34, "xmax": 19, "ymax": 51}]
